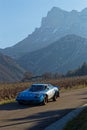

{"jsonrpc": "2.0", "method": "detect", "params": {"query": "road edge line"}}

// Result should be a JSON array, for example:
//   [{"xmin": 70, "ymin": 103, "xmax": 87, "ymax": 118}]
[{"xmin": 45, "ymin": 104, "xmax": 87, "ymax": 130}]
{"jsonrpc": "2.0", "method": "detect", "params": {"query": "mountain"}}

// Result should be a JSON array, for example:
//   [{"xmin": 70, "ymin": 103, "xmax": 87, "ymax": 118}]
[
  {"xmin": 67, "ymin": 62, "xmax": 87, "ymax": 77},
  {"xmin": 0, "ymin": 53, "xmax": 25, "ymax": 82},
  {"xmin": 1, "ymin": 7, "xmax": 87, "ymax": 58},
  {"xmin": 17, "ymin": 35, "xmax": 87, "ymax": 75}
]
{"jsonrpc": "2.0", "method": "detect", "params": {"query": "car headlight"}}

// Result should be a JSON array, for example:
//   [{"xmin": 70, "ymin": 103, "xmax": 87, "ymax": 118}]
[{"xmin": 17, "ymin": 93, "xmax": 21, "ymax": 98}]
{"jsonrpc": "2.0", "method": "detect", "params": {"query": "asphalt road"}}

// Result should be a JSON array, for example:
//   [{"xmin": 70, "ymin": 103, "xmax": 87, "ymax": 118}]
[{"xmin": 0, "ymin": 88, "xmax": 87, "ymax": 130}]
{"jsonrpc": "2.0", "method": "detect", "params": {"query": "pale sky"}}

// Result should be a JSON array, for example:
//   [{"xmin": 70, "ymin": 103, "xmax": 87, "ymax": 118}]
[{"xmin": 0, "ymin": 0, "xmax": 87, "ymax": 48}]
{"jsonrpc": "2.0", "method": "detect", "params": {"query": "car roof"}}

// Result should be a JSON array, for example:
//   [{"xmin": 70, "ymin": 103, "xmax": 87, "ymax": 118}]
[{"xmin": 32, "ymin": 84, "xmax": 49, "ymax": 86}]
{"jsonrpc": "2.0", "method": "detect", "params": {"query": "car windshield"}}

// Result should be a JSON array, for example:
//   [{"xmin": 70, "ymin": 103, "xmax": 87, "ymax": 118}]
[{"xmin": 29, "ymin": 85, "xmax": 46, "ymax": 92}]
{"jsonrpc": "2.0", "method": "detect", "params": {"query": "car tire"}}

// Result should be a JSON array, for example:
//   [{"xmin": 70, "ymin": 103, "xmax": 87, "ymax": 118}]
[
  {"xmin": 53, "ymin": 92, "xmax": 58, "ymax": 101},
  {"xmin": 42, "ymin": 95, "xmax": 48, "ymax": 105},
  {"xmin": 57, "ymin": 91, "xmax": 60, "ymax": 97}
]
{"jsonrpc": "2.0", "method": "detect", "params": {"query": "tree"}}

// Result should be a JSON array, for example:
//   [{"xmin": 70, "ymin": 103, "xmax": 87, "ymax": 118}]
[{"xmin": 22, "ymin": 72, "xmax": 33, "ymax": 81}]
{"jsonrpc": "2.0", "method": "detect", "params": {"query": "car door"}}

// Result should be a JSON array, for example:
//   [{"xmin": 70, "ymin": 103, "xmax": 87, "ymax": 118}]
[{"xmin": 47, "ymin": 85, "xmax": 55, "ymax": 99}]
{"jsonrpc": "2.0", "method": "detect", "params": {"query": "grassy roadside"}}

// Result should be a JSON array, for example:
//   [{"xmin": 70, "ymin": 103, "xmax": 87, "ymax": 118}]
[
  {"xmin": 1, "ymin": 76, "xmax": 87, "ymax": 105},
  {"xmin": 0, "ymin": 99, "xmax": 16, "ymax": 105},
  {"xmin": 60, "ymin": 84, "xmax": 87, "ymax": 93},
  {"xmin": 64, "ymin": 107, "xmax": 87, "ymax": 130},
  {"xmin": 0, "ymin": 84, "xmax": 87, "ymax": 105}
]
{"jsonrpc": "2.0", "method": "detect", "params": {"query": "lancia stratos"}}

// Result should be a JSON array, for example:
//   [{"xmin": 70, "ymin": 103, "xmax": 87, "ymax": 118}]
[{"xmin": 16, "ymin": 84, "xmax": 60, "ymax": 105}]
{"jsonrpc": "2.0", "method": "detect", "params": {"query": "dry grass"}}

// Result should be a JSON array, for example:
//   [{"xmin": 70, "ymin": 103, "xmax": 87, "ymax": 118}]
[
  {"xmin": 0, "ymin": 76, "xmax": 87, "ymax": 102},
  {"xmin": 0, "ymin": 82, "xmax": 32, "ymax": 101}
]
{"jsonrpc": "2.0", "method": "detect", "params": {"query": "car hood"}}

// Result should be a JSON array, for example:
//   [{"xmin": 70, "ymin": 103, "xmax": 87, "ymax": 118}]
[{"xmin": 19, "ymin": 89, "xmax": 46, "ymax": 97}]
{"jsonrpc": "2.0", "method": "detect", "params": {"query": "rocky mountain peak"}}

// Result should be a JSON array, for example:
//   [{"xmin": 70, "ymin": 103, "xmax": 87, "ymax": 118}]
[
  {"xmin": 81, "ymin": 7, "xmax": 87, "ymax": 14},
  {"xmin": 48, "ymin": 6, "xmax": 64, "ymax": 14},
  {"xmin": 41, "ymin": 7, "xmax": 68, "ymax": 28},
  {"xmin": 70, "ymin": 10, "xmax": 78, "ymax": 15},
  {"xmin": 1, "ymin": 7, "xmax": 87, "ymax": 59}
]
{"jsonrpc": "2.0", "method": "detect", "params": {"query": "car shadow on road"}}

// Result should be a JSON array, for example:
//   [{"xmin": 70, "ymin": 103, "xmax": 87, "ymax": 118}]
[
  {"xmin": 0, "ymin": 102, "xmax": 39, "ymax": 111},
  {"xmin": 0, "ymin": 99, "xmax": 60, "ymax": 111},
  {"xmin": 0, "ymin": 108, "xmax": 75, "ymax": 130}
]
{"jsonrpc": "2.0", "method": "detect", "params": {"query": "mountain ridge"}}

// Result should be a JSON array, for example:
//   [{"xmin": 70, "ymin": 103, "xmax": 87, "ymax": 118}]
[
  {"xmin": 17, "ymin": 34, "xmax": 87, "ymax": 75},
  {"xmin": 0, "ymin": 53, "xmax": 25, "ymax": 82},
  {"xmin": 1, "ymin": 7, "xmax": 87, "ymax": 58}
]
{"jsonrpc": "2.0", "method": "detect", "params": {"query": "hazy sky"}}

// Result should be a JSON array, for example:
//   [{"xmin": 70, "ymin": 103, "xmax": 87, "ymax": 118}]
[{"xmin": 0, "ymin": 0, "xmax": 87, "ymax": 48}]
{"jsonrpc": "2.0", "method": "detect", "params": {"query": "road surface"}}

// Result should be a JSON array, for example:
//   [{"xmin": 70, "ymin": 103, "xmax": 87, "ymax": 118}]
[{"xmin": 0, "ymin": 88, "xmax": 87, "ymax": 130}]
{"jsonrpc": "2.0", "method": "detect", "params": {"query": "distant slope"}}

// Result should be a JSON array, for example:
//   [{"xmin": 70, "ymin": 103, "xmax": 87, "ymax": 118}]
[
  {"xmin": 17, "ymin": 35, "xmax": 87, "ymax": 75},
  {"xmin": 0, "ymin": 53, "xmax": 25, "ymax": 82},
  {"xmin": 67, "ymin": 62, "xmax": 87, "ymax": 77},
  {"xmin": 1, "ymin": 7, "xmax": 87, "ymax": 58}
]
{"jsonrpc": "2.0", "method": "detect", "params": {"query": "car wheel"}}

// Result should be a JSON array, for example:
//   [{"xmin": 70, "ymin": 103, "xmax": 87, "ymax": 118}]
[
  {"xmin": 57, "ymin": 91, "xmax": 60, "ymax": 97},
  {"xmin": 42, "ymin": 95, "xmax": 48, "ymax": 105},
  {"xmin": 53, "ymin": 92, "xmax": 57, "ymax": 101}
]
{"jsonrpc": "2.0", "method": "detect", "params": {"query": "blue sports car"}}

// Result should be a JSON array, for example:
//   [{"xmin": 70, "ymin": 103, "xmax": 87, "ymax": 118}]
[{"xmin": 16, "ymin": 84, "xmax": 60, "ymax": 105}]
